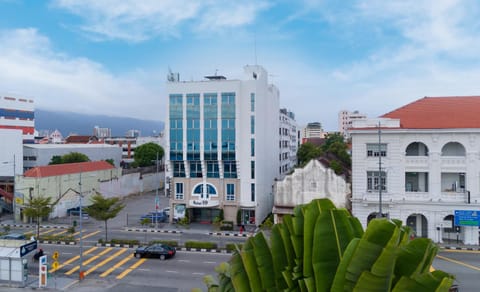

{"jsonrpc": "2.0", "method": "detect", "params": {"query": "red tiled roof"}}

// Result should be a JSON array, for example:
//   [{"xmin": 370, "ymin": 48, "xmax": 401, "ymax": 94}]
[
  {"xmin": 65, "ymin": 135, "xmax": 98, "ymax": 144},
  {"xmin": 24, "ymin": 161, "xmax": 114, "ymax": 178},
  {"xmin": 381, "ymin": 96, "xmax": 480, "ymax": 129}
]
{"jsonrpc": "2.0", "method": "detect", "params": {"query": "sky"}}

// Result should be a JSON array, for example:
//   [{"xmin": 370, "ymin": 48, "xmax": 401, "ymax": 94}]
[{"xmin": 1, "ymin": 0, "xmax": 480, "ymax": 131}]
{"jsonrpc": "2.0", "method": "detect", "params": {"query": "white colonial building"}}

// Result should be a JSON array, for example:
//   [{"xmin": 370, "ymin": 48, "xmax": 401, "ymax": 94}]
[
  {"xmin": 351, "ymin": 96, "xmax": 480, "ymax": 245},
  {"xmin": 165, "ymin": 65, "xmax": 280, "ymax": 226}
]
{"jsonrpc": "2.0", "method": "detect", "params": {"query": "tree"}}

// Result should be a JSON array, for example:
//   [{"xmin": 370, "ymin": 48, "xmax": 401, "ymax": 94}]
[
  {"xmin": 134, "ymin": 142, "xmax": 164, "ymax": 167},
  {"xmin": 48, "ymin": 152, "xmax": 90, "ymax": 165},
  {"xmin": 204, "ymin": 198, "xmax": 455, "ymax": 292},
  {"xmin": 104, "ymin": 159, "xmax": 115, "ymax": 166},
  {"xmin": 83, "ymin": 192, "xmax": 125, "ymax": 242},
  {"xmin": 23, "ymin": 196, "xmax": 54, "ymax": 240},
  {"xmin": 62, "ymin": 152, "xmax": 90, "ymax": 163},
  {"xmin": 297, "ymin": 142, "xmax": 322, "ymax": 166}
]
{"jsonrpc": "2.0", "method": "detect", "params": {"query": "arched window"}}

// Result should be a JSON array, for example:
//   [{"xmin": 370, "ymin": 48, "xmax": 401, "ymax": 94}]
[
  {"xmin": 192, "ymin": 183, "xmax": 217, "ymax": 199},
  {"xmin": 405, "ymin": 142, "xmax": 429, "ymax": 156},
  {"xmin": 441, "ymin": 142, "xmax": 465, "ymax": 156}
]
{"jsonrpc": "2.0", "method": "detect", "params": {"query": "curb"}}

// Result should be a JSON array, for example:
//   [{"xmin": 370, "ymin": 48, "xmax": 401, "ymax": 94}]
[
  {"xmin": 124, "ymin": 227, "xmax": 183, "ymax": 234},
  {"xmin": 440, "ymin": 246, "xmax": 480, "ymax": 251},
  {"xmin": 0, "ymin": 223, "xmax": 67, "ymax": 229},
  {"xmin": 39, "ymin": 240, "xmax": 76, "ymax": 245},
  {"xmin": 96, "ymin": 243, "xmax": 139, "ymax": 248},
  {"xmin": 208, "ymin": 232, "xmax": 249, "ymax": 237},
  {"xmin": 94, "ymin": 243, "xmax": 233, "ymax": 253}
]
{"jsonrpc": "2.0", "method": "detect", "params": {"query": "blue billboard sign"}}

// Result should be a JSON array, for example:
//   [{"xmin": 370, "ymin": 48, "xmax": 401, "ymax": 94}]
[{"xmin": 454, "ymin": 210, "xmax": 480, "ymax": 226}]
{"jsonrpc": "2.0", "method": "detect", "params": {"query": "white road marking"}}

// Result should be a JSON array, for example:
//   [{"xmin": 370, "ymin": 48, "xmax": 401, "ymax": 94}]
[
  {"xmin": 192, "ymin": 272, "xmax": 205, "ymax": 275},
  {"xmin": 138, "ymin": 268, "xmax": 150, "ymax": 271},
  {"xmin": 166, "ymin": 270, "xmax": 178, "ymax": 273},
  {"xmin": 203, "ymin": 261, "xmax": 217, "ymax": 264},
  {"xmin": 178, "ymin": 260, "xmax": 190, "ymax": 263}
]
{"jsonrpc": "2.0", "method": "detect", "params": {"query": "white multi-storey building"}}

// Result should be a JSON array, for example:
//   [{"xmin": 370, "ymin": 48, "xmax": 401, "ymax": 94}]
[
  {"xmin": 350, "ymin": 96, "xmax": 480, "ymax": 245},
  {"xmin": 0, "ymin": 95, "xmax": 35, "ymax": 143},
  {"xmin": 279, "ymin": 108, "xmax": 298, "ymax": 179},
  {"xmin": 165, "ymin": 65, "xmax": 280, "ymax": 226},
  {"xmin": 339, "ymin": 110, "xmax": 367, "ymax": 139},
  {"xmin": 301, "ymin": 122, "xmax": 325, "ymax": 143}
]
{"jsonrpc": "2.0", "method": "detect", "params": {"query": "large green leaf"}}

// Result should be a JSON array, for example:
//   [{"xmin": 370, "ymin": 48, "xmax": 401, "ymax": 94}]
[
  {"xmin": 229, "ymin": 252, "xmax": 251, "ymax": 291},
  {"xmin": 270, "ymin": 225, "xmax": 289, "ymax": 289},
  {"xmin": 239, "ymin": 239, "xmax": 263, "ymax": 292},
  {"xmin": 330, "ymin": 238, "xmax": 361, "ymax": 292},
  {"xmin": 251, "ymin": 233, "xmax": 276, "ymax": 291}
]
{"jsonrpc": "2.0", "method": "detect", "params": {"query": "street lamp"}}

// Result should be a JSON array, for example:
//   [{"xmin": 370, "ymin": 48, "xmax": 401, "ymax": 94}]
[
  {"xmin": 155, "ymin": 151, "xmax": 160, "ymax": 229},
  {"xmin": 377, "ymin": 122, "xmax": 383, "ymax": 219},
  {"xmin": 78, "ymin": 171, "xmax": 84, "ymax": 281}
]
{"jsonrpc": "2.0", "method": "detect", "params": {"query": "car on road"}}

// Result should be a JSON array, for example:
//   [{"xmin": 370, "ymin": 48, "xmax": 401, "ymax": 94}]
[
  {"xmin": 0, "ymin": 233, "xmax": 26, "ymax": 240},
  {"xmin": 133, "ymin": 243, "xmax": 176, "ymax": 260},
  {"xmin": 162, "ymin": 207, "xmax": 170, "ymax": 217},
  {"xmin": 140, "ymin": 211, "xmax": 168, "ymax": 223}
]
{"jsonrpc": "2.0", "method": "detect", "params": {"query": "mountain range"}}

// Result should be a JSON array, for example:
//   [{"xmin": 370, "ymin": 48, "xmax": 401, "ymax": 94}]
[{"xmin": 35, "ymin": 109, "xmax": 164, "ymax": 137}]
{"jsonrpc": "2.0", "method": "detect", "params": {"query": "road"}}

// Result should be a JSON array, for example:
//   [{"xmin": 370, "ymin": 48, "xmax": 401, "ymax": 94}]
[
  {"xmin": 27, "ymin": 244, "xmax": 231, "ymax": 291},
  {"xmin": 434, "ymin": 249, "xmax": 480, "ymax": 292}
]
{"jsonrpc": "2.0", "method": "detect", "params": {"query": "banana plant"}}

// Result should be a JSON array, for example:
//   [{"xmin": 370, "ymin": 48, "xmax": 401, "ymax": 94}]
[{"xmin": 204, "ymin": 198, "xmax": 454, "ymax": 292}]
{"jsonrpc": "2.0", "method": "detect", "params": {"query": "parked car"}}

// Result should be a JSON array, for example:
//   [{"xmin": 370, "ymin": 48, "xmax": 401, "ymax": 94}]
[
  {"xmin": 162, "ymin": 207, "xmax": 170, "ymax": 217},
  {"xmin": 0, "ymin": 233, "xmax": 26, "ymax": 240},
  {"xmin": 67, "ymin": 207, "xmax": 89, "ymax": 219},
  {"xmin": 140, "ymin": 211, "xmax": 168, "ymax": 223},
  {"xmin": 133, "ymin": 243, "xmax": 176, "ymax": 260}
]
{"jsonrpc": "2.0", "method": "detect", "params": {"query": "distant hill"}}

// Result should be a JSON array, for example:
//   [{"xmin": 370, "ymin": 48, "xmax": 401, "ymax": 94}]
[{"xmin": 35, "ymin": 109, "xmax": 164, "ymax": 137}]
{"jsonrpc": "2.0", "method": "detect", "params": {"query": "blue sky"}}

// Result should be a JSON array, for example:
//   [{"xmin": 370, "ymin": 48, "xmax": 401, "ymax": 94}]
[{"xmin": 1, "ymin": 0, "xmax": 480, "ymax": 131}]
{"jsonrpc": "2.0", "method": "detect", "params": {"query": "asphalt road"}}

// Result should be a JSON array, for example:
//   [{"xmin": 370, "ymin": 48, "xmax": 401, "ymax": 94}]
[
  {"xmin": 27, "ymin": 244, "xmax": 232, "ymax": 291},
  {"xmin": 434, "ymin": 249, "xmax": 480, "ymax": 292}
]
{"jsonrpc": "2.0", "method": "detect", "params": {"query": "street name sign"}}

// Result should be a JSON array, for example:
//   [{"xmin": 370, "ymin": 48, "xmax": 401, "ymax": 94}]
[{"xmin": 454, "ymin": 210, "xmax": 480, "ymax": 226}]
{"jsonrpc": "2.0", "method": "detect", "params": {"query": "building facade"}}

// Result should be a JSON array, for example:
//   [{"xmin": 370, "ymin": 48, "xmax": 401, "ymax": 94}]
[
  {"xmin": 165, "ymin": 65, "xmax": 280, "ymax": 226},
  {"xmin": 301, "ymin": 122, "xmax": 326, "ymax": 143},
  {"xmin": 0, "ymin": 95, "xmax": 35, "ymax": 143},
  {"xmin": 23, "ymin": 144, "xmax": 122, "ymax": 170},
  {"xmin": 338, "ymin": 110, "xmax": 367, "ymax": 139},
  {"xmin": 279, "ymin": 108, "xmax": 298, "ymax": 179},
  {"xmin": 350, "ymin": 96, "xmax": 480, "ymax": 245}
]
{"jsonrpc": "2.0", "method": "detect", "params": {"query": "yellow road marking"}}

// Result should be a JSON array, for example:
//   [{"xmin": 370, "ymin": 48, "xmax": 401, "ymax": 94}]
[
  {"xmin": 429, "ymin": 266, "xmax": 435, "ymax": 272},
  {"xmin": 441, "ymin": 249, "xmax": 480, "ymax": 254},
  {"xmin": 77, "ymin": 230, "xmax": 101, "ymax": 240},
  {"xmin": 72, "ymin": 231, "xmax": 80, "ymax": 236},
  {"xmin": 65, "ymin": 247, "xmax": 112, "ymax": 275},
  {"xmin": 436, "ymin": 254, "xmax": 480, "ymax": 271},
  {"xmin": 50, "ymin": 247, "xmax": 98, "ymax": 273},
  {"xmin": 40, "ymin": 229, "xmax": 57, "ymax": 235},
  {"xmin": 52, "ymin": 229, "xmax": 68, "ymax": 236},
  {"xmin": 85, "ymin": 248, "xmax": 128, "ymax": 276},
  {"xmin": 100, "ymin": 255, "xmax": 133, "ymax": 277},
  {"xmin": 116, "ymin": 258, "xmax": 146, "ymax": 279}
]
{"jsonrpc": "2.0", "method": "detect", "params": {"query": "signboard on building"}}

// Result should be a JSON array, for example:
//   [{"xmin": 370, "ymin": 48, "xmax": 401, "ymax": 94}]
[{"xmin": 454, "ymin": 210, "xmax": 480, "ymax": 226}]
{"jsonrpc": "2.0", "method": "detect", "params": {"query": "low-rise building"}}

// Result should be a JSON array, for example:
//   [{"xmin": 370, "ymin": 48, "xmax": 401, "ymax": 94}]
[
  {"xmin": 273, "ymin": 159, "xmax": 350, "ymax": 223},
  {"xmin": 350, "ymin": 96, "xmax": 480, "ymax": 245}
]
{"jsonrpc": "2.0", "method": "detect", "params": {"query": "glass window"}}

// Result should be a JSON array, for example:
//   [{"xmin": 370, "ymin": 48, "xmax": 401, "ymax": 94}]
[
  {"xmin": 226, "ymin": 184, "xmax": 235, "ymax": 201},
  {"xmin": 207, "ymin": 161, "xmax": 219, "ymax": 178},
  {"xmin": 251, "ymin": 138, "xmax": 255, "ymax": 156},
  {"xmin": 367, "ymin": 171, "xmax": 387, "ymax": 191},
  {"xmin": 175, "ymin": 183, "xmax": 184, "ymax": 200},
  {"xmin": 173, "ymin": 162, "xmax": 185, "ymax": 177},
  {"xmin": 367, "ymin": 144, "xmax": 387, "ymax": 157},
  {"xmin": 250, "ymin": 115, "xmax": 255, "ymax": 134},
  {"xmin": 251, "ymin": 161, "xmax": 255, "ymax": 179},
  {"xmin": 251, "ymin": 183, "xmax": 255, "ymax": 202},
  {"xmin": 250, "ymin": 93, "xmax": 255, "ymax": 112},
  {"xmin": 190, "ymin": 161, "xmax": 202, "ymax": 178},
  {"xmin": 224, "ymin": 161, "xmax": 237, "ymax": 178}
]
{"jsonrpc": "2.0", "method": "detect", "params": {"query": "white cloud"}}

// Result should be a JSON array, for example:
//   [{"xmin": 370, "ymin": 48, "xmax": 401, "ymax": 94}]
[
  {"xmin": 0, "ymin": 28, "xmax": 164, "ymax": 120},
  {"xmin": 52, "ymin": 0, "xmax": 270, "ymax": 42}
]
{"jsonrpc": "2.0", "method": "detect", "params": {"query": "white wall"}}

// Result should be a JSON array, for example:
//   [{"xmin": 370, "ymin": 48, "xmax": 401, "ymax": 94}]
[{"xmin": 0, "ymin": 130, "xmax": 23, "ymax": 176}]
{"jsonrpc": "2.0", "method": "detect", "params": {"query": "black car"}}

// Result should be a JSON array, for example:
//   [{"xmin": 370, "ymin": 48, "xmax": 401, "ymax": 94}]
[{"xmin": 134, "ymin": 243, "xmax": 176, "ymax": 260}]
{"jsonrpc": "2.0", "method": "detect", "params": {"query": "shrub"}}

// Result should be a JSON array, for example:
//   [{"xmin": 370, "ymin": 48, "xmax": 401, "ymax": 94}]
[
  {"xmin": 220, "ymin": 220, "xmax": 234, "ymax": 231},
  {"xmin": 185, "ymin": 241, "xmax": 217, "ymax": 249},
  {"xmin": 67, "ymin": 226, "xmax": 75, "ymax": 234},
  {"xmin": 40, "ymin": 234, "xmax": 75, "ymax": 242},
  {"xmin": 149, "ymin": 240, "xmax": 178, "ymax": 247},
  {"xmin": 225, "ymin": 243, "xmax": 243, "ymax": 252},
  {"xmin": 99, "ymin": 238, "xmax": 140, "ymax": 245}
]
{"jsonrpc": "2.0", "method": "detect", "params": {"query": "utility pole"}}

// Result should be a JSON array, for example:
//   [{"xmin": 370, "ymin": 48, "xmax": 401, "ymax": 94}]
[
  {"xmin": 377, "ymin": 122, "xmax": 383, "ymax": 218},
  {"xmin": 13, "ymin": 154, "xmax": 16, "ymax": 223},
  {"xmin": 79, "ymin": 171, "xmax": 84, "ymax": 281},
  {"xmin": 155, "ymin": 151, "xmax": 159, "ymax": 229}
]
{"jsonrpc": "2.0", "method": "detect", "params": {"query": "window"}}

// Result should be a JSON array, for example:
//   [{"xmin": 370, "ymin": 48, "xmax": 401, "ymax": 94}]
[
  {"xmin": 251, "ymin": 115, "xmax": 255, "ymax": 134},
  {"xmin": 251, "ymin": 138, "xmax": 255, "ymax": 156},
  {"xmin": 367, "ymin": 143, "xmax": 387, "ymax": 157},
  {"xmin": 190, "ymin": 161, "xmax": 202, "ymax": 178},
  {"xmin": 367, "ymin": 171, "xmax": 387, "ymax": 191},
  {"xmin": 224, "ymin": 161, "xmax": 237, "ymax": 178},
  {"xmin": 250, "ymin": 93, "xmax": 255, "ymax": 112},
  {"xmin": 193, "ymin": 183, "xmax": 217, "ymax": 199},
  {"xmin": 226, "ymin": 184, "xmax": 235, "ymax": 201},
  {"xmin": 175, "ymin": 183, "xmax": 184, "ymax": 200},
  {"xmin": 173, "ymin": 162, "xmax": 185, "ymax": 177},
  {"xmin": 251, "ymin": 183, "xmax": 255, "ymax": 201},
  {"xmin": 251, "ymin": 161, "xmax": 255, "ymax": 179},
  {"xmin": 207, "ymin": 161, "xmax": 219, "ymax": 178}
]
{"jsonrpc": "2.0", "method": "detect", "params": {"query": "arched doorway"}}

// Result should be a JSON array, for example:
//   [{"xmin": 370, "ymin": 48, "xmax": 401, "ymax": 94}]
[{"xmin": 406, "ymin": 214, "xmax": 428, "ymax": 238}]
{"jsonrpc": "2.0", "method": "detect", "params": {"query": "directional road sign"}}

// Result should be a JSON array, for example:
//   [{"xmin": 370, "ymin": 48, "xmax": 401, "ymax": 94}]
[
  {"xmin": 454, "ymin": 210, "xmax": 480, "ymax": 226},
  {"xmin": 20, "ymin": 240, "xmax": 37, "ymax": 257}
]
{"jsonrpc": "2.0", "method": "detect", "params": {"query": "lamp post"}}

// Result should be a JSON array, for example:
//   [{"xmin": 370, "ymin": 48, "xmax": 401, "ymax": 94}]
[
  {"xmin": 78, "ymin": 171, "xmax": 84, "ymax": 281},
  {"xmin": 155, "ymin": 151, "xmax": 160, "ymax": 229},
  {"xmin": 377, "ymin": 122, "xmax": 383, "ymax": 218}
]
